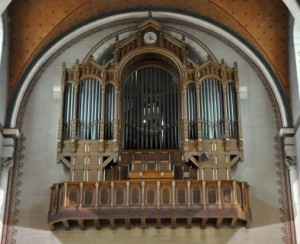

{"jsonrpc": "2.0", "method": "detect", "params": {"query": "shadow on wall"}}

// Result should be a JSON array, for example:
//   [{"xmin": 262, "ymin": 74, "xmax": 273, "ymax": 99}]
[{"xmin": 249, "ymin": 192, "xmax": 282, "ymax": 229}]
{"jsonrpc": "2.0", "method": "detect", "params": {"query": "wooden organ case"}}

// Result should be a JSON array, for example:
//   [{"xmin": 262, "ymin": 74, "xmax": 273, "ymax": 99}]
[{"xmin": 49, "ymin": 16, "xmax": 251, "ymax": 230}]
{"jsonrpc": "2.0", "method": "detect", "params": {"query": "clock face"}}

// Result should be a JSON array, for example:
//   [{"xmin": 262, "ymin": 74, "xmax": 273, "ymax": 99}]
[{"xmin": 143, "ymin": 31, "xmax": 157, "ymax": 44}]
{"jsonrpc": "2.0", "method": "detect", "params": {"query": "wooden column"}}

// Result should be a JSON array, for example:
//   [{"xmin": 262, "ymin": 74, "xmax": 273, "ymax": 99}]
[{"xmin": 71, "ymin": 60, "xmax": 80, "ymax": 152}]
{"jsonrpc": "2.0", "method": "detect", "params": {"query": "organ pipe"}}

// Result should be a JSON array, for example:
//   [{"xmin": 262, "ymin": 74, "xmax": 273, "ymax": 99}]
[
  {"xmin": 200, "ymin": 78, "xmax": 224, "ymax": 139},
  {"xmin": 61, "ymin": 62, "xmax": 240, "ymax": 149},
  {"xmin": 62, "ymin": 83, "xmax": 74, "ymax": 139},
  {"xmin": 187, "ymin": 83, "xmax": 198, "ymax": 139},
  {"xmin": 104, "ymin": 84, "xmax": 115, "ymax": 140},
  {"xmin": 124, "ymin": 67, "xmax": 178, "ymax": 150},
  {"xmin": 77, "ymin": 78, "xmax": 101, "ymax": 140},
  {"xmin": 226, "ymin": 82, "xmax": 238, "ymax": 138}
]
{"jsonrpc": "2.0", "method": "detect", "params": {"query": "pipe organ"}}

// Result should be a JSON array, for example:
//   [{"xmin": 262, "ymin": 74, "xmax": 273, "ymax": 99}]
[{"xmin": 51, "ymin": 15, "xmax": 250, "ymax": 230}]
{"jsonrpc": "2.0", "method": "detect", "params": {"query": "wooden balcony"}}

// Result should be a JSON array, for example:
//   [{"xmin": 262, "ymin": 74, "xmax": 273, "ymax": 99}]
[{"xmin": 48, "ymin": 180, "xmax": 251, "ymax": 230}]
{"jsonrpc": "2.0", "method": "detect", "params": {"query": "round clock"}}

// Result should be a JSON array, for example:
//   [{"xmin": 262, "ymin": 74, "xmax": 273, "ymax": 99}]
[{"xmin": 143, "ymin": 31, "xmax": 157, "ymax": 44}]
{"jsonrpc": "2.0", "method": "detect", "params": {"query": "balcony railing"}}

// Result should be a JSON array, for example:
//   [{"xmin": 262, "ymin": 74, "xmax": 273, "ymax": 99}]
[{"xmin": 48, "ymin": 180, "xmax": 251, "ymax": 230}]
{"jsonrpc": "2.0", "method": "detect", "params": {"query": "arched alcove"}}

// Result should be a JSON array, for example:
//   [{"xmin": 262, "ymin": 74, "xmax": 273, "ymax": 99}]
[{"xmin": 4, "ymin": 10, "xmax": 294, "ymax": 244}]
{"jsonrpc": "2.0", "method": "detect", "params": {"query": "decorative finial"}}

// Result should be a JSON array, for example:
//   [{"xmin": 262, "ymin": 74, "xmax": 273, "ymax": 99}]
[
  {"xmin": 207, "ymin": 54, "xmax": 212, "ymax": 61},
  {"xmin": 88, "ymin": 54, "xmax": 94, "ymax": 61},
  {"xmin": 148, "ymin": 11, "xmax": 152, "ymax": 18}
]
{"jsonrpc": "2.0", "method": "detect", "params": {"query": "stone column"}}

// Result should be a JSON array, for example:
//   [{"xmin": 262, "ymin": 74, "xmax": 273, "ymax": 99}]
[
  {"xmin": 287, "ymin": 162, "xmax": 300, "ymax": 244},
  {"xmin": 0, "ymin": 128, "xmax": 20, "ymax": 243},
  {"xmin": 279, "ymin": 128, "xmax": 299, "ymax": 243}
]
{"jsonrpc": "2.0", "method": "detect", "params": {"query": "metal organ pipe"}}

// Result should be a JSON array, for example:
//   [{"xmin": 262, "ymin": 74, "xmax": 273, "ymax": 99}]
[
  {"xmin": 201, "ymin": 80, "xmax": 209, "ymax": 139},
  {"xmin": 200, "ymin": 78, "xmax": 224, "ymax": 139},
  {"xmin": 85, "ymin": 79, "xmax": 89, "ymax": 138},
  {"xmin": 71, "ymin": 85, "xmax": 75, "ymax": 137},
  {"xmin": 124, "ymin": 67, "xmax": 178, "ymax": 150},
  {"xmin": 76, "ymin": 78, "xmax": 101, "ymax": 140},
  {"xmin": 111, "ymin": 85, "xmax": 115, "ymax": 138},
  {"xmin": 226, "ymin": 84, "xmax": 232, "ymax": 137},
  {"xmin": 82, "ymin": 80, "xmax": 87, "ymax": 139},
  {"xmin": 189, "ymin": 83, "xmax": 194, "ymax": 139},
  {"xmin": 94, "ymin": 80, "xmax": 99, "ymax": 139},
  {"xmin": 187, "ymin": 83, "xmax": 198, "ymax": 139},
  {"xmin": 97, "ymin": 81, "xmax": 101, "ymax": 138},
  {"xmin": 163, "ymin": 69, "xmax": 168, "ymax": 148},
  {"xmin": 173, "ymin": 79, "xmax": 178, "ymax": 148},
  {"xmin": 200, "ymin": 83, "xmax": 206, "ymax": 139},
  {"xmin": 226, "ymin": 82, "xmax": 238, "ymax": 138},
  {"xmin": 210, "ymin": 79, "xmax": 216, "ymax": 138},
  {"xmin": 104, "ymin": 84, "xmax": 115, "ymax": 140},
  {"xmin": 87, "ymin": 79, "xmax": 91, "ymax": 139},
  {"xmin": 164, "ymin": 71, "xmax": 168, "ymax": 148},
  {"xmin": 69, "ymin": 85, "xmax": 74, "ymax": 138},
  {"xmin": 166, "ymin": 71, "xmax": 169, "ymax": 148},
  {"xmin": 62, "ymin": 84, "xmax": 74, "ymax": 139},
  {"xmin": 205, "ymin": 80, "xmax": 211, "ymax": 138},
  {"xmin": 217, "ymin": 79, "xmax": 223, "ymax": 138},
  {"xmin": 77, "ymin": 82, "xmax": 83, "ymax": 139},
  {"xmin": 90, "ymin": 79, "xmax": 95, "ymax": 139},
  {"xmin": 95, "ymin": 81, "xmax": 101, "ymax": 139}
]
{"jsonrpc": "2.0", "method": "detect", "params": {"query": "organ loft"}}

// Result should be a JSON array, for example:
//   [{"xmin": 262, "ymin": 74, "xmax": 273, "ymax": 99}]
[{"xmin": 48, "ymin": 15, "xmax": 251, "ymax": 230}]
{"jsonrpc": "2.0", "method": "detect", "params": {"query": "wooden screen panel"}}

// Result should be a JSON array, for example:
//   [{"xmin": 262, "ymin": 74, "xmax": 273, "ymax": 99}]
[
  {"xmin": 130, "ymin": 186, "xmax": 140, "ymax": 205},
  {"xmin": 99, "ymin": 186, "xmax": 110, "ymax": 206},
  {"xmin": 68, "ymin": 186, "xmax": 79, "ymax": 206},
  {"xmin": 84, "ymin": 186, "xmax": 94, "ymax": 206},
  {"xmin": 73, "ymin": 170, "xmax": 84, "ymax": 181},
  {"xmin": 217, "ymin": 168, "xmax": 228, "ymax": 180},
  {"xmin": 146, "ymin": 186, "xmax": 156, "ymax": 205},
  {"xmin": 177, "ymin": 186, "xmax": 186, "ymax": 205},
  {"xmin": 74, "ymin": 156, "xmax": 85, "ymax": 166},
  {"xmin": 115, "ymin": 186, "xmax": 125, "ymax": 205},
  {"xmin": 207, "ymin": 186, "xmax": 217, "ymax": 204},
  {"xmin": 192, "ymin": 185, "xmax": 202, "ymax": 204},
  {"xmin": 89, "ymin": 156, "xmax": 100, "ymax": 166},
  {"xmin": 203, "ymin": 169, "xmax": 214, "ymax": 180},
  {"xmin": 88, "ymin": 170, "xmax": 99, "ymax": 181},
  {"xmin": 222, "ymin": 185, "xmax": 232, "ymax": 204},
  {"xmin": 161, "ymin": 186, "xmax": 171, "ymax": 205}
]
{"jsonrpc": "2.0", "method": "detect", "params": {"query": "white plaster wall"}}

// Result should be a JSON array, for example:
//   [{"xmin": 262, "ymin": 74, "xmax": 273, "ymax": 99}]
[{"xmin": 13, "ymin": 19, "xmax": 284, "ymax": 244}]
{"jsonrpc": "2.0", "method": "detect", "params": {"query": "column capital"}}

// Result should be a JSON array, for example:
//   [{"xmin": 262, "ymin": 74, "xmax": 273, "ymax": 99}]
[
  {"xmin": 285, "ymin": 156, "xmax": 297, "ymax": 169},
  {"xmin": 278, "ymin": 127, "xmax": 294, "ymax": 137},
  {"xmin": 278, "ymin": 129, "xmax": 298, "ymax": 170},
  {"xmin": 1, "ymin": 127, "xmax": 21, "ymax": 169},
  {"xmin": 2, "ymin": 128, "xmax": 21, "ymax": 138}
]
